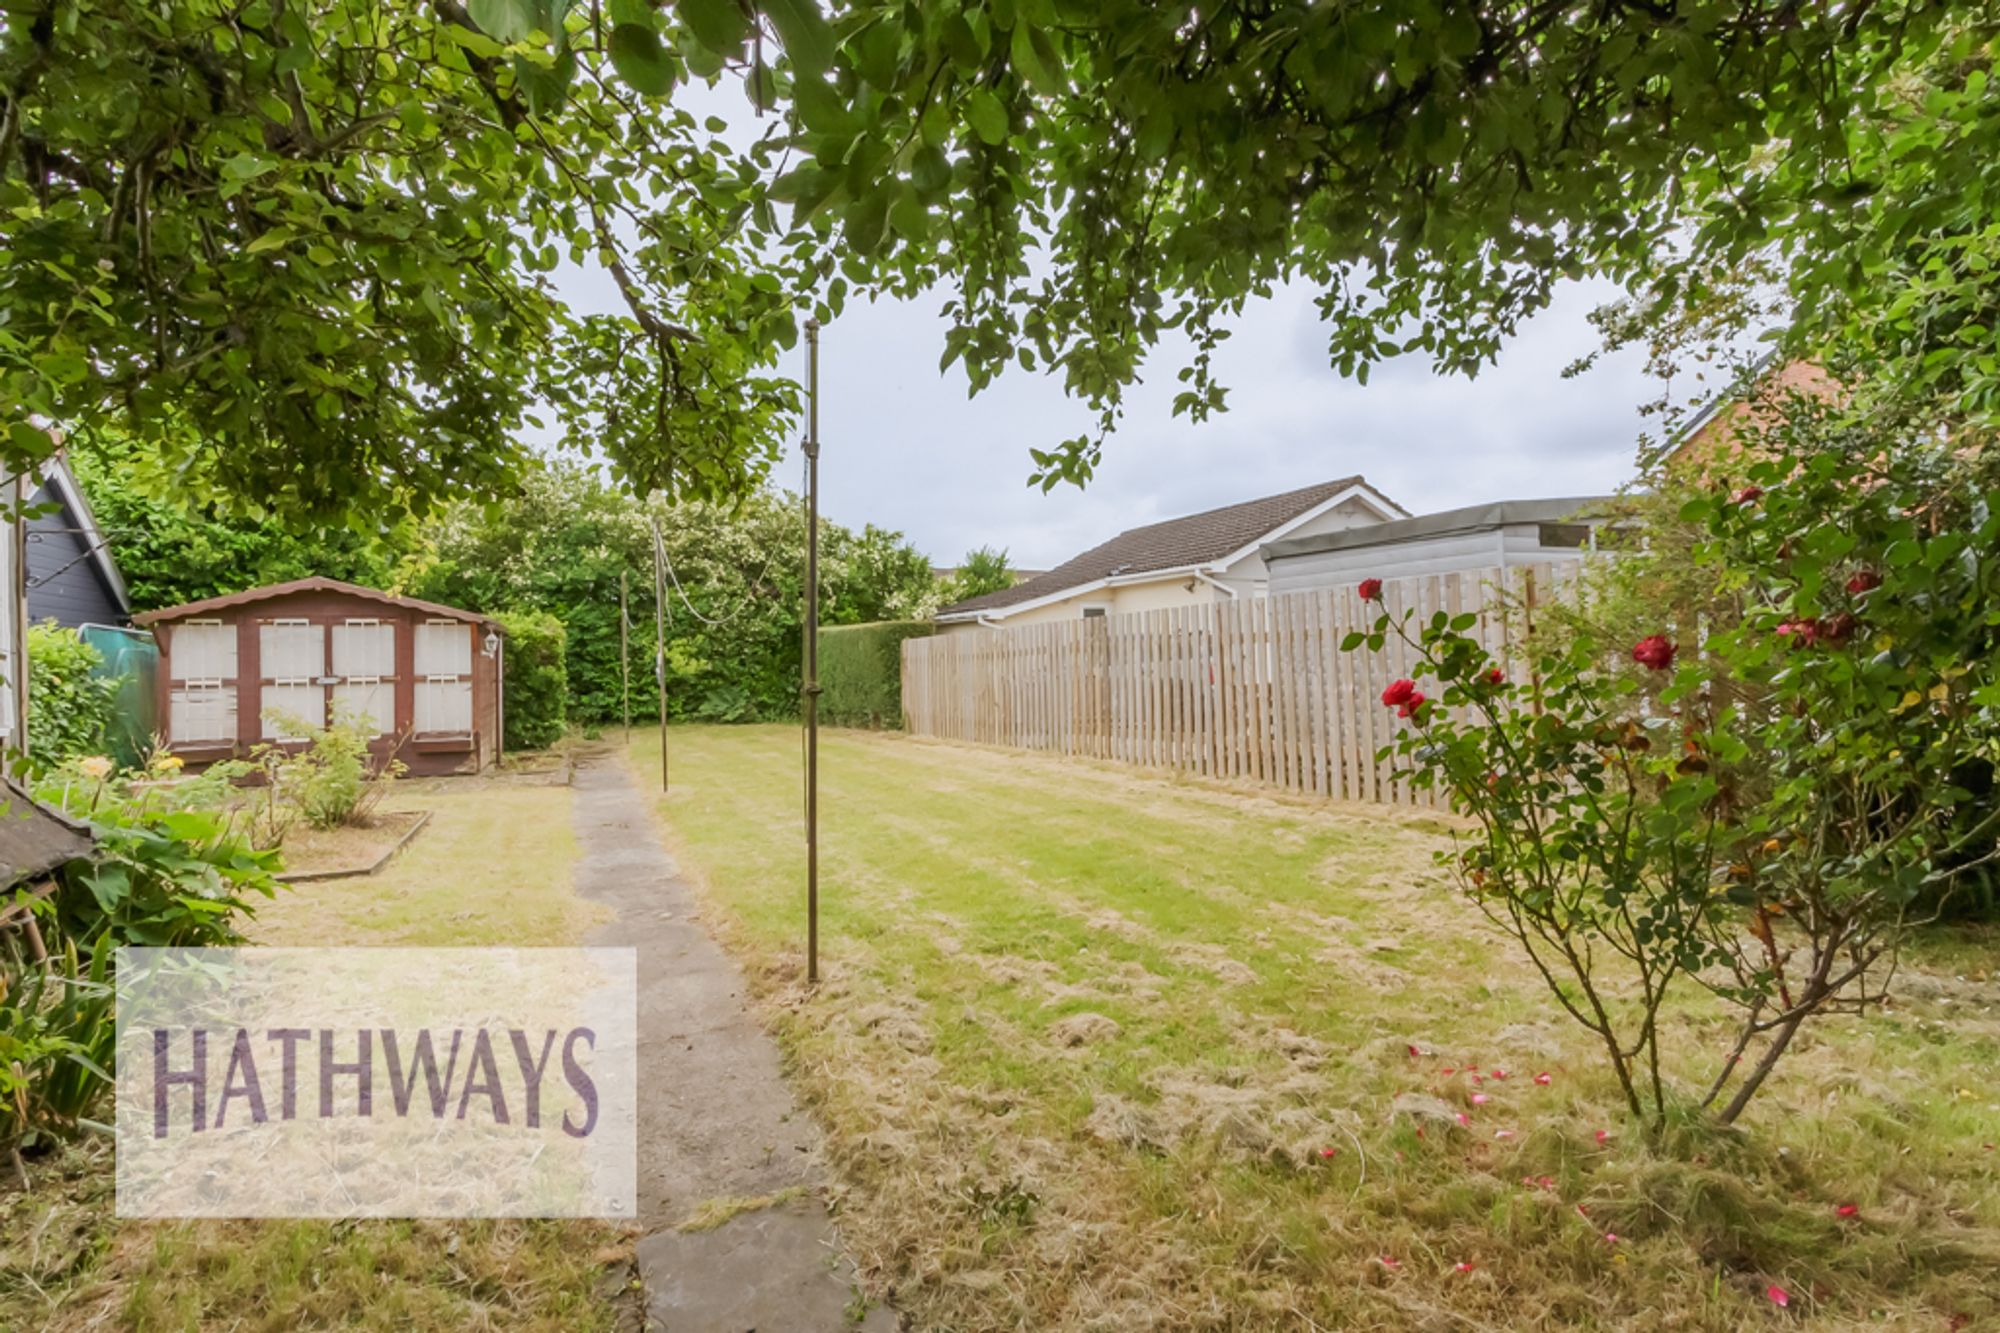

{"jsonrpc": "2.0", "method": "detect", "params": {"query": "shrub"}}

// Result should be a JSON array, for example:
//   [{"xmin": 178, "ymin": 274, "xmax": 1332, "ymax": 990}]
[
  {"xmin": 941, "ymin": 546, "xmax": 1015, "ymax": 605},
  {"xmin": 35, "ymin": 761, "xmax": 281, "ymax": 950},
  {"xmin": 257, "ymin": 704, "xmax": 404, "ymax": 830},
  {"xmin": 1345, "ymin": 408, "xmax": 2000, "ymax": 1127},
  {"xmin": 25, "ymin": 623, "xmax": 117, "ymax": 762},
  {"xmin": 819, "ymin": 621, "xmax": 935, "ymax": 728},
  {"xmin": 496, "ymin": 609, "xmax": 568, "ymax": 749}
]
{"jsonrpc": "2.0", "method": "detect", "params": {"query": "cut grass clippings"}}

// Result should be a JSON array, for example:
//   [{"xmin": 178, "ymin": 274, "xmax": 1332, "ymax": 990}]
[
  {"xmin": 634, "ymin": 723, "xmax": 2000, "ymax": 1332},
  {"xmin": 8, "ymin": 775, "xmax": 630, "ymax": 1332}
]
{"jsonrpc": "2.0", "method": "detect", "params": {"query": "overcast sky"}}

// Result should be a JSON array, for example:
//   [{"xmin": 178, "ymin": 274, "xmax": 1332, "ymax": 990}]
[
  {"xmin": 560, "ymin": 264, "xmax": 1665, "ymax": 569},
  {"xmin": 554, "ymin": 86, "xmax": 1670, "ymax": 570}
]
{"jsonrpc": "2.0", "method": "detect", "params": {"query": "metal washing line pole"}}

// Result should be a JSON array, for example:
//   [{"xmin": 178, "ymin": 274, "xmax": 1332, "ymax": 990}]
[{"xmin": 803, "ymin": 317, "xmax": 822, "ymax": 987}]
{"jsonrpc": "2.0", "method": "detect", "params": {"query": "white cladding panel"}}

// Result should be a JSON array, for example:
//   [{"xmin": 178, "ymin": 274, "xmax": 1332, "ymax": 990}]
[
  {"xmin": 170, "ymin": 684, "xmax": 236, "ymax": 743},
  {"xmin": 260, "ymin": 620, "xmax": 324, "ymax": 679},
  {"xmin": 333, "ymin": 620, "xmax": 396, "ymax": 677},
  {"xmin": 415, "ymin": 621, "xmax": 470, "ymax": 676},
  {"xmin": 415, "ymin": 679, "xmax": 472, "ymax": 734},
  {"xmin": 173, "ymin": 621, "xmax": 238, "ymax": 682}
]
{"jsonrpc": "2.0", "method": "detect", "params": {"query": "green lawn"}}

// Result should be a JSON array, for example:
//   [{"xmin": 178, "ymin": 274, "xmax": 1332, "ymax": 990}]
[{"xmin": 636, "ymin": 723, "xmax": 2000, "ymax": 1331}]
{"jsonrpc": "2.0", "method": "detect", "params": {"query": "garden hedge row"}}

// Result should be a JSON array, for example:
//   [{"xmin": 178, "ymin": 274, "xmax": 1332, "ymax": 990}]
[
  {"xmin": 496, "ymin": 609, "xmax": 568, "ymax": 750},
  {"xmin": 818, "ymin": 620, "xmax": 935, "ymax": 728}
]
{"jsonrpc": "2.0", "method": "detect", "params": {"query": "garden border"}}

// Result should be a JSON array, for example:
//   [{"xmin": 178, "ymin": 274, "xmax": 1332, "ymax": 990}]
[{"xmin": 275, "ymin": 809, "xmax": 433, "ymax": 884}]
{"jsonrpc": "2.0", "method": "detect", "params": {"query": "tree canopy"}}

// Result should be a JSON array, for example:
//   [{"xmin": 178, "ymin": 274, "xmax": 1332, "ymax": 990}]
[
  {"xmin": 5, "ymin": 2, "xmax": 1992, "ymax": 514},
  {"xmin": 409, "ymin": 459, "xmax": 938, "ymax": 721}
]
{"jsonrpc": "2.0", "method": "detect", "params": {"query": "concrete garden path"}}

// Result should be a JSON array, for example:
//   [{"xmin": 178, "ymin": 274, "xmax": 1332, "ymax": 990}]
[{"xmin": 573, "ymin": 751, "xmax": 894, "ymax": 1331}]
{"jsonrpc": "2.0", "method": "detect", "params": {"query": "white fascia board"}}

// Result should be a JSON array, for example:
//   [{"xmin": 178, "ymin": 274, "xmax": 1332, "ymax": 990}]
[
  {"xmin": 935, "ymin": 575, "xmax": 1115, "ymax": 623},
  {"xmin": 1210, "ymin": 484, "xmax": 1401, "ymax": 572}
]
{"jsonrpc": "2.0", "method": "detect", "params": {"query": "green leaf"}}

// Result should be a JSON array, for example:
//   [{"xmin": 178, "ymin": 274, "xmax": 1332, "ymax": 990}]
[
  {"xmin": 608, "ymin": 23, "xmax": 676, "ymax": 95},
  {"xmin": 468, "ymin": 0, "xmax": 535, "ymax": 42},
  {"xmin": 760, "ymin": 0, "xmax": 834, "ymax": 74},
  {"xmin": 747, "ymin": 57, "xmax": 777, "ymax": 112},
  {"xmin": 678, "ymin": 0, "xmax": 751, "ymax": 58},
  {"xmin": 910, "ymin": 143, "xmax": 951, "ymax": 195},
  {"xmin": 965, "ymin": 88, "xmax": 1008, "ymax": 145},
  {"xmin": 1009, "ymin": 23, "xmax": 1064, "ymax": 97},
  {"xmin": 514, "ymin": 46, "xmax": 578, "ymax": 113},
  {"xmin": 889, "ymin": 191, "xmax": 930, "ymax": 241},
  {"xmin": 843, "ymin": 186, "xmax": 889, "ymax": 254}
]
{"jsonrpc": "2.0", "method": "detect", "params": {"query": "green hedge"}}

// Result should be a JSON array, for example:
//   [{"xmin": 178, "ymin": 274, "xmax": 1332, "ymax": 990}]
[
  {"xmin": 27, "ymin": 622, "xmax": 117, "ymax": 762},
  {"xmin": 496, "ymin": 610, "xmax": 568, "ymax": 750},
  {"xmin": 818, "ymin": 620, "xmax": 935, "ymax": 728}
]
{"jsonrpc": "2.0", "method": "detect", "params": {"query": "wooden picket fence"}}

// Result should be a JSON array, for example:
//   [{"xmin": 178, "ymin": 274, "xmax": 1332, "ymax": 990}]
[{"xmin": 900, "ymin": 564, "xmax": 1580, "ymax": 807}]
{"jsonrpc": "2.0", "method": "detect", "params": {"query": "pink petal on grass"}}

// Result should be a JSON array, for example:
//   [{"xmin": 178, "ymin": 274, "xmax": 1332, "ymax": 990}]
[
  {"xmin": 1377, "ymin": 1255, "xmax": 1401, "ymax": 1269},
  {"xmin": 1835, "ymin": 1203, "xmax": 1858, "ymax": 1219},
  {"xmin": 1454, "ymin": 1261, "xmax": 1477, "ymax": 1273},
  {"xmin": 1494, "ymin": 1129, "xmax": 1515, "ymax": 1140},
  {"xmin": 1471, "ymin": 1093, "xmax": 1491, "ymax": 1105},
  {"xmin": 1594, "ymin": 1129, "xmax": 1611, "ymax": 1145},
  {"xmin": 1491, "ymin": 1068, "xmax": 1509, "ymax": 1080},
  {"xmin": 1533, "ymin": 1072, "xmax": 1553, "ymax": 1086},
  {"xmin": 1319, "ymin": 1147, "xmax": 1338, "ymax": 1160},
  {"xmin": 1454, "ymin": 1112, "xmax": 1471, "ymax": 1128},
  {"xmin": 1766, "ymin": 1284, "xmax": 1790, "ymax": 1308},
  {"xmin": 1603, "ymin": 1232, "xmax": 1619, "ymax": 1245}
]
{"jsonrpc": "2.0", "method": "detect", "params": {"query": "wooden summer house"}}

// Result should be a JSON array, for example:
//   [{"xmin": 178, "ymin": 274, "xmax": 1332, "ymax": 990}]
[{"xmin": 134, "ymin": 578, "xmax": 504, "ymax": 776}]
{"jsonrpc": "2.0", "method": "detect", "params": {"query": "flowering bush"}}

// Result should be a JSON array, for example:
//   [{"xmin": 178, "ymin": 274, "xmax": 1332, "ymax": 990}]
[{"xmin": 1344, "ymin": 417, "xmax": 1999, "ymax": 1125}]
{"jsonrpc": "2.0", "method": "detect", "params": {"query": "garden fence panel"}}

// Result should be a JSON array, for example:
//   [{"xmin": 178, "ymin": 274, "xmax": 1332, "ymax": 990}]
[{"xmin": 901, "ymin": 564, "xmax": 1563, "ymax": 809}]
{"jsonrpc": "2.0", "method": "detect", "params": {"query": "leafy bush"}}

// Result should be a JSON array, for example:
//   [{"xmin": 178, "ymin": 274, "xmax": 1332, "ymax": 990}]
[
  {"xmin": 1345, "ymin": 409, "xmax": 2000, "ymax": 1127},
  {"xmin": 35, "ymin": 762, "xmax": 280, "ymax": 949},
  {"xmin": 940, "ymin": 546, "xmax": 1015, "ymax": 606},
  {"xmin": 495, "ymin": 609, "xmax": 567, "ymax": 749},
  {"xmin": 0, "ymin": 937, "xmax": 115, "ymax": 1154},
  {"xmin": 819, "ymin": 621, "xmax": 935, "ymax": 727},
  {"xmin": 25, "ymin": 623, "xmax": 117, "ymax": 762},
  {"xmin": 410, "ymin": 462, "xmax": 940, "ymax": 724},
  {"xmin": 257, "ymin": 705, "xmax": 404, "ymax": 830}
]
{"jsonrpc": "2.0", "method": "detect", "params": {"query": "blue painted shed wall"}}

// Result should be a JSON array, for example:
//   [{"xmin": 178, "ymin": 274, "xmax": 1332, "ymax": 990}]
[{"xmin": 25, "ymin": 484, "xmax": 125, "ymax": 627}]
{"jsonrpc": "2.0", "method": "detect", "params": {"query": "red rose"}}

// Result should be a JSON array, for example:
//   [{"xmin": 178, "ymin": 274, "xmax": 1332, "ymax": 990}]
[
  {"xmin": 1358, "ymin": 577, "xmax": 1384, "ymax": 601},
  {"xmin": 1777, "ymin": 619, "xmax": 1821, "ymax": 647},
  {"xmin": 1397, "ymin": 692, "xmax": 1427, "ymax": 718},
  {"xmin": 1845, "ymin": 569, "xmax": 1881, "ymax": 596},
  {"xmin": 1485, "ymin": 668, "xmax": 1504, "ymax": 686},
  {"xmin": 1821, "ymin": 611, "xmax": 1858, "ymax": 645},
  {"xmin": 1733, "ymin": 485, "xmax": 1764, "ymax": 505},
  {"xmin": 1381, "ymin": 678, "xmax": 1417, "ymax": 708},
  {"xmin": 1631, "ymin": 634, "xmax": 1676, "ymax": 672}
]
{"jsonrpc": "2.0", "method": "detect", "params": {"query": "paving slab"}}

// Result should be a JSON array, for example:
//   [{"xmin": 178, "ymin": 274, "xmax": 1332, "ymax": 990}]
[{"xmin": 573, "ymin": 751, "xmax": 890, "ymax": 1330}]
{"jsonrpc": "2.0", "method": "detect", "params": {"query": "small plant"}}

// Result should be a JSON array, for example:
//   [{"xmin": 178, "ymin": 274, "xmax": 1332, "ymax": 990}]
[
  {"xmin": 0, "ymin": 936, "xmax": 115, "ymax": 1170},
  {"xmin": 256, "ymin": 704, "xmax": 405, "ymax": 830},
  {"xmin": 35, "ymin": 759, "xmax": 281, "ymax": 950}
]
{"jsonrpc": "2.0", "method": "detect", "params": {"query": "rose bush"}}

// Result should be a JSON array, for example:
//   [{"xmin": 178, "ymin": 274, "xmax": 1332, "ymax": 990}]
[{"xmin": 1343, "ymin": 404, "xmax": 1999, "ymax": 1125}]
